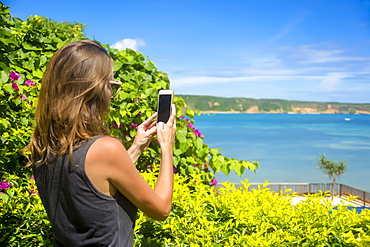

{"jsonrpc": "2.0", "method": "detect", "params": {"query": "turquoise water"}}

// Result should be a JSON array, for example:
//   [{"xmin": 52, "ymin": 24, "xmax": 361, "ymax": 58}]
[{"xmin": 193, "ymin": 114, "xmax": 370, "ymax": 192}]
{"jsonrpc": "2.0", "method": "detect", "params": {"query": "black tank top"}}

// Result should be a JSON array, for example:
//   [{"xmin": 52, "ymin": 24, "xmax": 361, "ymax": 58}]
[{"xmin": 32, "ymin": 136, "xmax": 138, "ymax": 246}]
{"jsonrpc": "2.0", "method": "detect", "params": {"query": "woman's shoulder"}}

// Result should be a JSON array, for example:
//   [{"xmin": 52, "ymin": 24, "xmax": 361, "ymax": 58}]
[{"xmin": 89, "ymin": 136, "xmax": 126, "ymax": 158}]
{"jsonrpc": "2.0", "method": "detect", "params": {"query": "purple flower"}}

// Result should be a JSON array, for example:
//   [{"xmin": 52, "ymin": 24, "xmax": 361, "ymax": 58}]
[
  {"xmin": 210, "ymin": 178, "xmax": 218, "ymax": 186},
  {"xmin": 10, "ymin": 71, "xmax": 20, "ymax": 81},
  {"xmin": 187, "ymin": 123, "xmax": 195, "ymax": 129},
  {"xmin": 30, "ymin": 186, "xmax": 38, "ymax": 194},
  {"xmin": 12, "ymin": 82, "xmax": 19, "ymax": 91},
  {"xmin": 25, "ymin": 79, "xmax": 36, "ymax": 86},
  {"xmin": 112, "ymin": 121, "xmax": 124, "ymax": 128},
  {"xmin": 147, "ymin": 165, "xmax": 152, "ymax": 170},
  {"xmin": 0, "ymin": 181, "xmax": 11, "ymax": 190},
  {"xmin": 20, "ymin": 94, "xmax": 27, "ymax": 101},
  {"xmin": 130, "ymin": 123, "xmax": 139, "ymax": 129},
  {"xmin": 30, "ymin": 175, "xmax": 35, "ymax": 180},
  {"xmin": 194, "ymin": 129, "xmax": 202, "ymax": 137}
]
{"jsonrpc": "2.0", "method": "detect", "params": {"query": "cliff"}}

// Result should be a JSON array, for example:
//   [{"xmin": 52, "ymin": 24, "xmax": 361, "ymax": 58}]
[{"xmin": 179, "ymin": 95, "xmax": 370, "ymax": 114}]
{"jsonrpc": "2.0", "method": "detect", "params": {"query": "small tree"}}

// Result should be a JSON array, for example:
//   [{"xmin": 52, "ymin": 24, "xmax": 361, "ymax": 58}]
[{"xmin": 317, "ymin": 154, "xmax": 348, "ymax": 199}]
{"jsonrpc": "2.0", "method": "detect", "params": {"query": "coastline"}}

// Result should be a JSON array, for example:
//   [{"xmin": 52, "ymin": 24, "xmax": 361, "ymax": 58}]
[{"xmin": 200, "ymin": 110, "xmax": 370, "ymax": 114}]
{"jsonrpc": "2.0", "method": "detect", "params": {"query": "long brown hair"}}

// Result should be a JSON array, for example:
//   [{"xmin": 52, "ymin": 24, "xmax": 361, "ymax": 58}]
[{"xmin": 25, "ymin": 40, "xmax": 113, "ymax": 166}]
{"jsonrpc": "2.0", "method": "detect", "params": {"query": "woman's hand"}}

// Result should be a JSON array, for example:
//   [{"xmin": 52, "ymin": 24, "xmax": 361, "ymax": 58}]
[{"xmin": 128, "ymin": 113, "xmax": 157, "ymax": 162}]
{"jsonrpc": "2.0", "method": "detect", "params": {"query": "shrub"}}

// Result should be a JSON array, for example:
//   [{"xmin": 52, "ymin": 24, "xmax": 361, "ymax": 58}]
[
  {"xmin": 2, "ymin": 171, "xmax": 369, "ymax": 246},
  {"xmin": 0, "ymin": 173, "xmax": 53, "ymax": 246},
  {"xmin": 136, "ymin": 171, "xmax": 370, "ymax": 246}
]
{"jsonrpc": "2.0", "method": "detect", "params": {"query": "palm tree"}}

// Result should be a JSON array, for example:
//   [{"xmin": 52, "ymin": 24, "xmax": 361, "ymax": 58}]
[{"xmin": 317, "ymin": 154, "xmax": 348, "ymax": 199}]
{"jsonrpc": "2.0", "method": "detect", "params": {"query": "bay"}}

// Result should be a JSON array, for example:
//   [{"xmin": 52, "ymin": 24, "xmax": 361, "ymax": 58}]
[{"xmin": 193, "ymin": 113, "xmax": 370, "ymax": 192}]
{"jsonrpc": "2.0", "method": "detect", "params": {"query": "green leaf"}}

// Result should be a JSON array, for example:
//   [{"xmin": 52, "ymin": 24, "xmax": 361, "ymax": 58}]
[
  {"xmin": 114, "ymin": 60, "xmax": 123, "ymax": 71},
  {"xmin": 3, "ymin": 83, "xmax": 13, "ymax": 93},
  {"xmin": 0, "ymin": 193, "xmax": 9, "ymax": 203},
  {"xmin": 1, "ymin": 70, "xmax": 9, "ymax": 82},
  {"xmin": 176, "ymin": 130, "xmax": 187, "ymax": 143}
]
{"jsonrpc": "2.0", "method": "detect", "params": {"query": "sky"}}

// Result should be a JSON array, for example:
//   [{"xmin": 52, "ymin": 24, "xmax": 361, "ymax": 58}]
[{"xmin": 4, "ymin": 0, "xmax": 370, "ymax": 103}]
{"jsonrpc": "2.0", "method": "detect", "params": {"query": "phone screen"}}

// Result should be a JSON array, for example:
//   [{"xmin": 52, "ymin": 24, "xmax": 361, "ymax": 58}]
[{"xmin": 157, "ymin": 94, "xmax": 172, "ymax": 123}]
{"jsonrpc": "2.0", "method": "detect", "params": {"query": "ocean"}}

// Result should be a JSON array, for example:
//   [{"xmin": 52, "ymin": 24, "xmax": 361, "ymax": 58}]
[{"xmin": 193, "ymin": 113, "xmax": 370, "ymax": 192}]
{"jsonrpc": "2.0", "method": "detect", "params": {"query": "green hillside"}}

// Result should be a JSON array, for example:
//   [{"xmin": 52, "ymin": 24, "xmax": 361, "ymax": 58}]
[{"xmin": 179, "ymin": 95, "xmax": 370, "ymax": 114}]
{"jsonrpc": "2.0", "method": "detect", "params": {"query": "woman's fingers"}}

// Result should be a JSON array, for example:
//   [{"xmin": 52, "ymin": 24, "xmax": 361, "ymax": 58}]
[
  {"xmin": 166, "ymin": 104, "xmax": 176, "ymax": 126},
  {"xmin": 142, "ymin": 112, "xmax": 158, "ymax": 127}
]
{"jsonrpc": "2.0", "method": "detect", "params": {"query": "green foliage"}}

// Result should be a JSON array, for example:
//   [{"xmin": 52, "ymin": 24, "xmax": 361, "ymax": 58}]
[
  {"xmin": 0, "ymin": 3, "xmax": 86, "ymax": 176},
  {"xmin": 0, "ymin": 173, "xmax": 53, "ymax": 246},
  {"xmin": 1, "ymin": 171, "xmax": 369, "ymax": 246},
  {"xmin": 317, "ymin": 154, "xmax": 348, "ymax": 198},
  {"xmin": 317, "ymin": 154, "xmax": 348, "ymax": 179},
  {"xmin": 135, "ymin": 171, "xmax": 370, "ymax": 246}
]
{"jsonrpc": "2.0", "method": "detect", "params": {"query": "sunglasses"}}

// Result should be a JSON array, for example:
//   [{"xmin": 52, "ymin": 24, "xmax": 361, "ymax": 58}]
[{"xmin": 109, "ymin": 80, "xmax": 122, "ymax": 98}]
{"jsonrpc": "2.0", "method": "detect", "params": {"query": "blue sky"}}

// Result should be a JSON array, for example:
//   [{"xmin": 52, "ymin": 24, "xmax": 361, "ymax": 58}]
[{"xmin": 4, "ymin": 0, "xmax": 370, "ymax": 103}]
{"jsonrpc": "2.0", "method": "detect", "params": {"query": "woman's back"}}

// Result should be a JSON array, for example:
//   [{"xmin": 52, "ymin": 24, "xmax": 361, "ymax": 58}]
[{"xmin": 33, "ymin": 136, "xmax": 137, "ymax": 246}]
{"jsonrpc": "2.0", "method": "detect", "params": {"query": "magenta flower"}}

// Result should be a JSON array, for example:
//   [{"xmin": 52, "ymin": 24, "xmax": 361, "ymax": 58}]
[
  {"xmin": 147, "ymin": 165, "xmax": 152, "ymax": 170},
  {"xmin": 194, "ymin": 129, "xmax": 202, "ymax": 137},
  {"xmin": 0, "ymin": 181, "xmax": 11, "ymax": 190},
  {"xmin": 20, "ymin": 94, "xmax": 27, "ymax": 101},
  {"xmin": 130, "ymin": 123, "xmax": 139, "ymax": 129},
  {"xmin": 210, "ymin": 178, "xmax": 218, "ymax": 186},
  {"xmin": 10, "ymin": 71, "xmax": 20, "ymax": 81},
  {"xmin": 12, "ymin": 82, "xmax": 19, "ymax": 91},
  {"xmin": 30, "ymin": 186, "xmax": 38, "ymax": 195},
  {"xmin": 112, "ymin": 121, "xmax": 124, "ymax": 128},
  {"xmin": 30, "ymin": 175, "xmax": 35, "ymax": 180},
  {"xmin": 25, "ymin": 79, "xmax": 36, "ymax": 86}
]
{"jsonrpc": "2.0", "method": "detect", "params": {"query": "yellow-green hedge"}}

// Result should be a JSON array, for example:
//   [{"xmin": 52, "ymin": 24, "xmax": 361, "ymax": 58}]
[{"xmin": 1, "ymin": 171, "xmax": 370, "ymax": 246}]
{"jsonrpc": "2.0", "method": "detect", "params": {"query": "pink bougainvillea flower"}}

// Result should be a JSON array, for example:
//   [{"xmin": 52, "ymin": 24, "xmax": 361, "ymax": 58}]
[
  {"xmin": 146, "ymin": 165, "xmax": 152, "ymax": 170},
  {"xmin": 210, "ymin": 178, "xmax": 218, "ymax": 186},
  {"xmin": 10, "ymin": 71, "xmax": 20, "ymax": 81},
  {"xmin": 0, "ymin": 181, "xmax": 11, "ymax": 190},
  {"xmin": 20, "ymin": 94, "xmax": 27, "ymax": 101},
  {"xmin": 25, "ymin": 79, "xmax": 36, "ymax": 86},
  {"xmin": 130, "ymin": 123, "xmax": 139, "ymax": 129},
  {"xmin": 30, "ymin": 185, "xmax": 38, "ymax": 194},
  {"xmin": 112, "ymin": 121, "xmax": 124, "ymax": 128},
  {"xmin": 12, "ymin": 82, "xmax": 19, "ymax": 91},
  {"xmin": 112, "ymin": 121, "xmax": 119, "ymax": 128}
]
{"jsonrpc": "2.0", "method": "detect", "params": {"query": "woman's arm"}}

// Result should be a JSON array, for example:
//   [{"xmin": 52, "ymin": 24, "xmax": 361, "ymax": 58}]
[{"xmin": 86, "ymin": 105, "xmax": 176, "ymax": 221}]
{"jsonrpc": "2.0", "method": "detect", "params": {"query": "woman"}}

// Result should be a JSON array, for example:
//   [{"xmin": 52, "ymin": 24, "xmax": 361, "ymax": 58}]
[{"xmin": 24, "ymin": 40, "xmax": 176, "ymax": 246}]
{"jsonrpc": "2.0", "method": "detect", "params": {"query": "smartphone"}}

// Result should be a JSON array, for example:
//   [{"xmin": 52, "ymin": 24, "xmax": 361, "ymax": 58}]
[{"xmin": 156, "ymin": 89, "xmax": 174, "ymax": 123}]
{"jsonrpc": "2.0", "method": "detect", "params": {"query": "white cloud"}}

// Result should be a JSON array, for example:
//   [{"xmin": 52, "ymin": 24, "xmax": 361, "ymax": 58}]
[
  {"xmin": 287, "ymin": 43, "xmax": 370, "ymax": 64},
  {"xmin": 111, "ymin": 38, "xmax": 146, "ymax": 51},
  {"xmin": 321, "ymin": 73, "xmax": 355, "ymax": 90}
]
